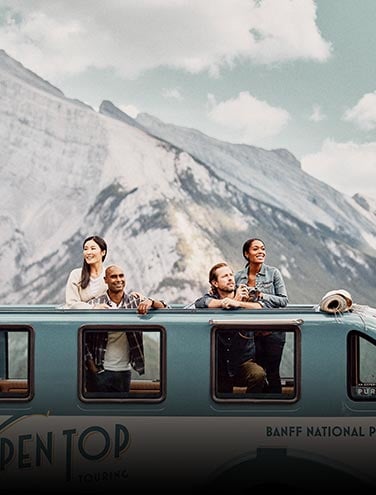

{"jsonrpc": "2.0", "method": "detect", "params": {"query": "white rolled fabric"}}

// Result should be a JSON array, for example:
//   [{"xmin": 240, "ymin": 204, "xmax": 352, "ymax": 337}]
[{"xmin": 319, "ymin": 289, "xmax": 353, "ymax": 314}]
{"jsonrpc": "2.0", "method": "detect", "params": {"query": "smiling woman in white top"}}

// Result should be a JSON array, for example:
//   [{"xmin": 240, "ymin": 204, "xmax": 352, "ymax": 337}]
[{"xmin": 65, "ymin": 235, "xmax": 108, "ymax": 308}]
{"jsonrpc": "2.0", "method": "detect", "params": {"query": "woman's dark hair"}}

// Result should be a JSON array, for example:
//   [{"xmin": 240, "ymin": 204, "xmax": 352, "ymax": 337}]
[
  {"xmin": 80, "ymin": 235, "xmax": 107, "ymax": 289},
  {"xmin": 242, "ymin": 238, "xmax": 265, "ymax": 261}
]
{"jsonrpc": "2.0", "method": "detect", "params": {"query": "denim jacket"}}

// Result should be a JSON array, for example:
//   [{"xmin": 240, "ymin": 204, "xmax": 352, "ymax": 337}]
[{"xmin": 235, "ymin": 263, "xmax": 288, "ymax": 308}]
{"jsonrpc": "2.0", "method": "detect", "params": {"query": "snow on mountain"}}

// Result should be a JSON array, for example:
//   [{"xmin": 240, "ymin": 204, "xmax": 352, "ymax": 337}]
[
  {"xmin": 353, "ymin": 193, "xmax": 376, "ymax": 217},
  {"xmin": 0, "ymin": 49, "xmax": 64, "ymax": 98},
  {"xmin": 136, "ymin": 113, "xmax": 376, "ymax": 251},
  {"xmin": 1, "ymin": 49, "xmax": 376, "ymax": 306}
]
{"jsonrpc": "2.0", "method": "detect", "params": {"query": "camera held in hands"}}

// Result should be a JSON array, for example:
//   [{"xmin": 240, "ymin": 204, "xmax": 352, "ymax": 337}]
[{"xmin": 239, "ymin": 284, "xmax": 260, "ymax": 302}]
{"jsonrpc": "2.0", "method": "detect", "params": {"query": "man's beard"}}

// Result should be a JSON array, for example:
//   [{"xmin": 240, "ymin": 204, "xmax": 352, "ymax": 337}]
[{"xmin": 220, "ymin": 286, "xmax": 234, "ymax": 294}]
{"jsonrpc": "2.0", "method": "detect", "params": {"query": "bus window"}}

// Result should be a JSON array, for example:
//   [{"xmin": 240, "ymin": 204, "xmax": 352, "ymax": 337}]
[
  {"xmin": 0, "ymin": 327, "xmax": 32, "ymax": 400},
  {"xmin": 212, "ymin": 325, "xmax": 298, "ymax": 402},
  {"xmin": 348, "ymin": 331, "xmax": 376, "ymax": 400},
  {"xmin": 80, "ymin": 325, "xmax": 165, "ymax": 402}
]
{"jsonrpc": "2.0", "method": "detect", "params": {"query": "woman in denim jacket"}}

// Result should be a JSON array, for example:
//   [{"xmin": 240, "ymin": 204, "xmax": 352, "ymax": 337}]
[{"xmin": 235, "ymin": 238, "xmax": 288, "ymax": 393}]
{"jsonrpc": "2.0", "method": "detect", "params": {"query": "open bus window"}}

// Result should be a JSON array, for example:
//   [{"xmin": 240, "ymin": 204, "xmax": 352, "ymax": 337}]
[
  {"xmin": 348, "ymin": 331, "xmax": 376, "ymax": 400},
  {"xmin": 212, "ymin": 325, "xmax": 299, "ymax": 402},
  {"xmin": 0, "ymin": 327, "xmax": 32, "ymax": 400},
  {"xmin": 80, "ymin": 325, "xmax": 165, "ymax": 402}
]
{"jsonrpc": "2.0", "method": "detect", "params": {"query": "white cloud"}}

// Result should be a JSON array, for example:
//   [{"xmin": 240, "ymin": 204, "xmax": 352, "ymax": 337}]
[
  {"xmin": 309, "ymin": 104, "xmax": 326, "ymax": 122},
  {"xmin": 207, "ymin": 91, "xmax": 290, "ymax": 142},
  {"xmin": 0, "ymin": 0, "xmax": 332, "ymax": 82},
  {"xmin": 162, "ymin": 88, "xmax": 183, "ymax": 100},
  {"xmin": 247, "ymin": 0, "xmax": 331, "ymax": 64},
  {"xmin": 119, "ymin": 104, "xmax": 139, "ymax": 118},
  {"xmin": 343, "ymin": 91, "xmax": 376, "ymax": 130},
  {"xmin": 301, "ymin": 139, "xmax": 376, "ymax": 199}
]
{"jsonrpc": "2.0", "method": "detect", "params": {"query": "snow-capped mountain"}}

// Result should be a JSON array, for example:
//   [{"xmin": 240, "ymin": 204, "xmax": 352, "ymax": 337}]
[
  {"xmin": 353, "ymin": 193, "xmax": 376, "ymax": 219},
  {"xmin": 1, "ymin": 49, "xmax": 375, "ymax": 306}
]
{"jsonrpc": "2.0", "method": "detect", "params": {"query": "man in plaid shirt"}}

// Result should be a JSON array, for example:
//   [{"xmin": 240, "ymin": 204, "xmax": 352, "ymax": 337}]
[{"xmin": 85, "ymin": 264, "xmax": 167, "ymax": 393}]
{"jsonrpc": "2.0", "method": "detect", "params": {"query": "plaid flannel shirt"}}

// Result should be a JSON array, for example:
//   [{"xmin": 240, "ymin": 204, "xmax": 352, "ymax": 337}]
[{"xmin": 85, "ymin": 291, "xmax": 145, "ymax": 375}]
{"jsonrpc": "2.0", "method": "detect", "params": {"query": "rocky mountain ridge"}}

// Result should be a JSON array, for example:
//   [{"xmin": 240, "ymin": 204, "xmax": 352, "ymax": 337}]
[{"xmin": 0, "ymin": 49, "xmax": 375, "ymax": 306}]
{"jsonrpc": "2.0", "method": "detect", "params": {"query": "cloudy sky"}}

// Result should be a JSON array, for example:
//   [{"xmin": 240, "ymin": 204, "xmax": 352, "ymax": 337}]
[{"xmin": 1, "ymin": 0, "xmax": 375, "ymax": 199}]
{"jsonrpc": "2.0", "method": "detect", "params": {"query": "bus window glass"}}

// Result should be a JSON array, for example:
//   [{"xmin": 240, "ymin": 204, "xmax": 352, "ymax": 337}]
[
  {"xmin": 81, "ymin": 327, "xmax": 165, "ymax": 402},
  {"xmin": 0, "ymin": 328, "xmax": 31, "ymax": 399},
  {"xmin": 349, "ymin": 332, "xmax": 376, "ymax": 400},
  {"xmin": 213, "ymin": 326, "xmax": 297, "ymax": 402}
]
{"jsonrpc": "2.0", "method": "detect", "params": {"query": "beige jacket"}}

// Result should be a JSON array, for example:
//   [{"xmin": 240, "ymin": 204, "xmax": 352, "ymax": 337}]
[{"xmin": 64, "ymin": 267, "xmax": 107, "ymax": 308}]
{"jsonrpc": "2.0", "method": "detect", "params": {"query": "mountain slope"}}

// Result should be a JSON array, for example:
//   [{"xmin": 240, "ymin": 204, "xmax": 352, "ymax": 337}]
[
  {"xmin": 136, "ymin": 113, "xmax": 376, "ymax": 252},
  {"xmin": 0, "ymin": 49, "xmax": 375, "ymax": 306}
]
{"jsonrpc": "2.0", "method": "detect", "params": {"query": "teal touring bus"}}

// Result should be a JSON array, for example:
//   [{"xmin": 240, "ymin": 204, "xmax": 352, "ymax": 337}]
[{"xmin": 1, "ymin": 290, "xmax": 376, "ymax": 494}]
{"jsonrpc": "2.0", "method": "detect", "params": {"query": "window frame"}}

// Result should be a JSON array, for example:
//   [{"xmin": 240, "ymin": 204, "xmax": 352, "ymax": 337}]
[
  {"xmin": 78, "ymin": 324, "xmax": 166, "ymax": 403},
  {"xmin": 347, "ymin": 330, "xmax": 376, "ymax": 401},
  {"xmin": 210, "ymin": 319, "xmax": 301, "ymax": 404},
  {"xmin": 0, "ymin": 325, "xmax": 34, "ymax": 402}
]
